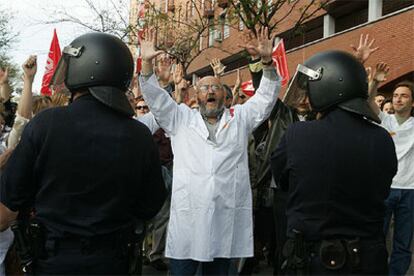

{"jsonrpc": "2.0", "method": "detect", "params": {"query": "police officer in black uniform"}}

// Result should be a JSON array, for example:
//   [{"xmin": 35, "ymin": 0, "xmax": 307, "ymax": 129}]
[
  {"xmin": 0, "ymin": 33, "xmax": 166, "ymax": 274},
  {"xmin": 270, "ymin": 51, "xmax": 397, "ymax": 275}
]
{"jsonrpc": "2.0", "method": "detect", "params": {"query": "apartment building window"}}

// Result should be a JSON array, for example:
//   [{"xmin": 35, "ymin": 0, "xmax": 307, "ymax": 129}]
[
  {"xmin": 209, "ymin": 26, "xmax": 215, "ymax": 47},
  {"xmin": 191, "ymin": 1, "xmax": 195, "ymax": 17},
  {"xmin": 199, "ymin": 35, "xmax": 204, "ymax": 51},
  {"xmin": 185, "ymin": 1, "xmax": 189, "ymax": 20},
  {"xmin": 382, "ymin": 0, "xmax": 414, "ymax": 16},
  {"xmin": 332, "ymin": 0, "xmax": 368, "ymax": 33},
  {"xmin": 223, "ymin": 21, "xmax": 230, "ymax": 39},
  {"xmin": 218, "ymin": 14, "xmax": 229, "ymax": 40},
  {"xmin": 281, "ymin": 16, "xmax": 323, "ymax": 50}
]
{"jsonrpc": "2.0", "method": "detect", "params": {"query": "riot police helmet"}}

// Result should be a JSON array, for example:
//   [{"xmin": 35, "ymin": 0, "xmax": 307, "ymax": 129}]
[
  {"xmin": 287, "ymin": 50, "xmax": 379, "ymax": 123},
  {"xmin": 52, "ymin": 32, "xmax": 134, "ymax": 116}
]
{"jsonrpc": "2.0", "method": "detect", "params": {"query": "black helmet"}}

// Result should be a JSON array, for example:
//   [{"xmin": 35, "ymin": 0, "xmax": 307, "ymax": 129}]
[
  {"xmin": 288, "ymin": 50, "xmax": 379, "ymax": 123},
  {"xmin": 52, "ymin": 32, "xmax": 134, "ymax": 116}
]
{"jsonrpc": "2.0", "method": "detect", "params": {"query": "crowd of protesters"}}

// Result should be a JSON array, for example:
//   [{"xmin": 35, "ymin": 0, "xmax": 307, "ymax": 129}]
[{"xmin": 0, "ymin": 29, "xmax": 412, "ymax": 276}]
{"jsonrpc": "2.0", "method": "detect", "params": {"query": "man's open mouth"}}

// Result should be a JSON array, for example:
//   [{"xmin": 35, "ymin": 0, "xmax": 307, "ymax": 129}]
[{"xmin": 207, "ymin": 98, "xmax": 216, "ymax": 103}]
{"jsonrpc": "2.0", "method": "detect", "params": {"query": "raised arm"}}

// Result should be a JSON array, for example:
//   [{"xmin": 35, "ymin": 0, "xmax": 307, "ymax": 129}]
[
  {"xmin": 139, "ymin": 29, "xmax": 188, "ymax": 136},
  {"xmin": 368, "ymin": 62, "xmax": 389, "ymax": 116},
  {"xmin": 0, "ymin": 68, "xmax": 11, "ymax": 103},
  {"xmin": 350, "ymin": 34, "xmax": 379, "ymax": 65},
  {"xmin": 172, "ymin": 63, "xmax": 189, "ymax": 104},
  {"xmin": 231, "ymin": 69, "xmax": 241, "ymax": 107},
  {"xmin": 237, "ymin": 27, "xmax": 281, "ymax": 132},
  {"xmin": 19, "ymin": 55, "xmax": 37, "ymax": 119}
]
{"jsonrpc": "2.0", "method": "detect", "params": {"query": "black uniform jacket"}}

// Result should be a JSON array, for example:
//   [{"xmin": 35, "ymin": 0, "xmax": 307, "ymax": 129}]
[
  {"xmin": 271, "ymin": 108, "xmax": 397, "ymax": 240},
  {"xmin": 0, "ymin": 94, "xmax": 166, "ymax": 238}
]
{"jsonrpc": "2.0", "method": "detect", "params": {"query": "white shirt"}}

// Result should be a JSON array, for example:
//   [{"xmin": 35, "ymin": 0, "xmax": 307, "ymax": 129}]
[
  {"xmin": 140, "ymin": 69, "xmax": 280, "ymax": 261},
  {"xmin": 379, "ymin": 112, "xmax": 414, "ymax": 189},
  {"xmin": 0, "ymin": 228, "xmax": 13, "ymax": 276}
]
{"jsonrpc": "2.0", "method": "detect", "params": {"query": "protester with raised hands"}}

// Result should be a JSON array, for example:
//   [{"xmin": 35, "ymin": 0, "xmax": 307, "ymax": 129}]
[
  {"xmin": 6, "ymin": 56, "xmax": 38, "ymax": 149},
  {"xmin": 368, "ymin": 61, "xmax": 414, "ymax": 275},
  {"xmin": 139, "ymin": 26, "xmax": 280, "ymax": 275}
]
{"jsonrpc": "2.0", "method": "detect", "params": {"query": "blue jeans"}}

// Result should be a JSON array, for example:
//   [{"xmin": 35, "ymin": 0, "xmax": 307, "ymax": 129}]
[
  {"xmin": 384, "ymin": 188, "xmax": 414, "ymax": 276},
  {"xmin": 169, "ymin": 258, "xmax": 231, "ymax": 275}
]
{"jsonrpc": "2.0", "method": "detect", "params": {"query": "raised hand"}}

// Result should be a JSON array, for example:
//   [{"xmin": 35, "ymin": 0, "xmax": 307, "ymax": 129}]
[
  {"xmin": 210, "ymin": 58, "xmax": 226, "ymax": 77},
  {"xmin": 373, "ymin": 62, "xmax": 389, "ymax": 83},
  {"xmin": 246, "ymin": 27, "xmax": 275, "ymax": 63},
  {"xmin": 0, "ymin": 67, "xmax": 9, "ymax": 85},
  {"xmin": 234, "ymin": 69, "xmax": 241, "ymax": 90},
  {"xmin": 22, "ymin": 55, "xmax": 37, "ymax": 82},
  {"xmin": 141, "ymin": 28, "xmax": 164, "ymax": 62},
  {"xmin": 173, "ymin": 63, "xmax": 184, "ymax": 85},
  {"xmin": 351, "ymin": 34, "xmax": 379, "ymax": 64}
]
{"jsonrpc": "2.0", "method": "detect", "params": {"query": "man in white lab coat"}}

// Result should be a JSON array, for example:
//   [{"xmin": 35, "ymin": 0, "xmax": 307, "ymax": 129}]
[{"xmin": 139, "ymin": 28, "xmax": 281, "ymax": 275}]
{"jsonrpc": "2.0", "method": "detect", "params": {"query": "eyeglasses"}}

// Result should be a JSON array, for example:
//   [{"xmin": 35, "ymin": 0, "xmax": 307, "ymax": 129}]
[
  {"xmin": 136, "ymin": 105, "xmax": 149, "ymax": 110},
  {"xmin": 198, "ymin": 84, "xmax": 222, "ymax": 93}
]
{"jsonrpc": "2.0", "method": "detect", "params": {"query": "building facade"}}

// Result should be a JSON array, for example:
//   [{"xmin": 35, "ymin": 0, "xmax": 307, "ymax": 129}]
[{"xmin": 129, "ymin": 0, "xmax": 413, "ymax": 96}]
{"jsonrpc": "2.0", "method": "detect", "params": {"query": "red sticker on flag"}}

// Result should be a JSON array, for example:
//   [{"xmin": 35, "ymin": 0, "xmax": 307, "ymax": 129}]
[{"xmin": 272, "ymin": 39, "xmax": 290, "ymax": 87}]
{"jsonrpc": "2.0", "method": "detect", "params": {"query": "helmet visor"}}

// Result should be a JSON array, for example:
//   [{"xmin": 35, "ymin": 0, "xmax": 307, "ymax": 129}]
[
  {"xmin": 50, "ymin": 55, "xmax": 68, "ymax": 93},
  {"xmin": 50, "ymin": 45, "xmax": 83, "ymax": 93},
  {"xmin": 282, "ymin": 64, "xmax": 321, "ymax": 107}
]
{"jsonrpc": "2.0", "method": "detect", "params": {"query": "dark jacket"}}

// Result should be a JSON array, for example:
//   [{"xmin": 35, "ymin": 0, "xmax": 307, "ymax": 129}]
[
  {"xmin": 271, "ymin": 108, "xmax": 397, "ymax": 240},
  {"xmin": 256, "ymin": 100, "xmax": 299, "ymax": 188},
  {"xmin": 0, "ymin": 94, "xmax": 166, "ymax": 238}
]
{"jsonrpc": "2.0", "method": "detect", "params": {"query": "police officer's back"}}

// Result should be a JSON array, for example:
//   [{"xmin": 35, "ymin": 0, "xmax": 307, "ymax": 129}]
[
  {"xmin": 0, "ymin": 33, "xmax": 166, "ymax": 274},
  {"xmin": 271, "ymin": 51, "xmax": 397, "ymax": 274}
]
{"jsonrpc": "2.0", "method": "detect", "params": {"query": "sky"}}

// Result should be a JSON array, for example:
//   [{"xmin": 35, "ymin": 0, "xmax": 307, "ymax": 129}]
[{"xmin": 4, "ymin": 0, "xmax": 122, "ymax": 92}]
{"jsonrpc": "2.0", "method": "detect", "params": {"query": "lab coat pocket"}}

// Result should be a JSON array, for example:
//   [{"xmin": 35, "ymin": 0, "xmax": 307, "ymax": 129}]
[
  {"xmin": 235, "ymin": 165, "xmax": 252, "ymax": 208},
  {"xmin": 172, "ymin": 173, "xmax": 190, "ymax": 210}
]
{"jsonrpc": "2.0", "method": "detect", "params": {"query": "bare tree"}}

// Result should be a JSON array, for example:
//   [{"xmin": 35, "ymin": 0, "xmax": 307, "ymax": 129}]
[
  {"xmin": 38, "ymin": 0, "xmax": 329, "ymax": 75},
  {"xmin": 143, "ymin": 0, "xmax": 239, "ymax": 74},
  {"xmin": 143, "ymin": 0, "xmax": 329, "ymax": 74},
  {"xmin": 229, "ymin": 0, "xmax": 329, "ymax": 36},
  {"xmin": 0, "ymin": 4, "xmax": 20, "ymax": 89},
  {"xmin": 39, "ymin": 0, "xmax": 135, "ymax": 41}
]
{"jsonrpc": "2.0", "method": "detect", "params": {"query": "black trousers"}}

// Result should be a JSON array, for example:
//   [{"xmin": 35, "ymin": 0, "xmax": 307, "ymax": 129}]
[{"xmin": 34, "ymin": 239, "xmax": 129, "ymax": 275}]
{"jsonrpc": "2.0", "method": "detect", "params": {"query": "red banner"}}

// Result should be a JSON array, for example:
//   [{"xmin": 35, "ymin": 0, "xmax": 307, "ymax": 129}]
[
  {"xmin": 272, "ymin": 39, "xmax": 289, "ymax": 87},
  {"xmin": 41, "ymin": 29, "xmax": 61, "ymax": 96},
  {"xmin": 136, "ymin": 1, "xmax": 146, "ymax": 74}
]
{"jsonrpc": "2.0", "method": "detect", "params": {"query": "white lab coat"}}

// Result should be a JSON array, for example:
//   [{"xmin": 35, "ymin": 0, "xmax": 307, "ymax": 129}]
[{"xmin": 140, "ymin": 70, "xmax": 280, "ymax": 261}]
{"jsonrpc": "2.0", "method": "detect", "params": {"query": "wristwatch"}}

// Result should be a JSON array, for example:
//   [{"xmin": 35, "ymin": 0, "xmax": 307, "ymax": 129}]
[{"xmin": 261, "ymin": 59, "xmax": 273, "ymax": 66}]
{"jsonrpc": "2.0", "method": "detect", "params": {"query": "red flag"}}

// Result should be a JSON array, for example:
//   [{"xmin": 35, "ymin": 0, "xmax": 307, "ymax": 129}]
[
  {"xmin": 241, "ymin": 80, "xmax": 255, "ymax": 97},
  {"xmin": 136, "ymin": 56, "xmax": 142, "ymax": 74},
  {"xmin": 272, "ymin": 39, "xmax": 289, "ymax": 87},
  {"xmin": 136, "ymin": 2, "xmax": 146, "ymax": 74},
  {"xmin": 41, "ymin": 29, "xmax": 61, "ymax": 96}
]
